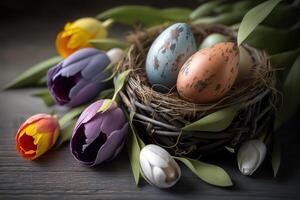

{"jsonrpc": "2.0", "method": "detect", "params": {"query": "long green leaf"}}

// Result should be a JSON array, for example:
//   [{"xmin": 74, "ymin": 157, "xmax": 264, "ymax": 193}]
[
  {"xmin": 98, "ymin": 88, "xmax": 114, "ymax": 99},
  {"xmin": 97, "ymin": 99, "xmax": 116, "ymax": 113},
  {"xmin": 97, "ymin": 69, "xmax": 131, "ymax": 113},
  {"xmin": 175, "ymin": 157, "xmax": 233, "ymax": 187},
  {"xmin": 4, "ymin": 56, "xmax": 62, "ymax": 89},
  {"xmin": 192, "ymin": 11, "xmax": 246, "ymax": 26},
  {"xmin": 58, "ymin": 106, "xmax": 85, "ymax": 127},
  {"xmin": 124, "ymin": 110, "xmax": 144, "ymax": 185},
  {"xmin": 244, "ymin": 22, "xmax": 300, "ymax": 55},
  {"xmin": 271, "ymin": 137, "xmax": 281, "ymax": 177},
  {"xmin": 271, "ymin": 47, "xmax": 300, "ymax": 82},
  {"xmin": 96, "ymin": 6, "xmax": 190, "ymax": 27},
  {"xmin": 275, "ymin": 55, "xmax": 300, "ymax": 130},
  {"xmin": 182, "ymin": 105, "xmax": 241, "ymax": 132},
  {"xmin": 159, "ymin": 7, "xmax": 192, "ymax": 21},
  {"xmin": 189, "ymin": 1, "xmax": 221, "ymax": 20},
  {"xmin": 32, "ymin": 90, "xmax": 55, "ymax": 107},
  {"xmin": 54, "ymin": 120, "xmax": 76, "ymax": 149},
  {"xmin": 237, "ymin": 0, "xmax": 281, "ymax": 46},
  {"xmin": 89, "ymin": 38, "xmax": 129, "ymax": 51},
  {"xmin": 271, "ymin": 47, "xmax": 300, "ymax": 69}
]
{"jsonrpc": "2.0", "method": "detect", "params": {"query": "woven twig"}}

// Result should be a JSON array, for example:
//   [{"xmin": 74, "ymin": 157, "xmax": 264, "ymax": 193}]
[{"xmin": 119, "ymin": 24, "xmax": 277, "ymax": 158}]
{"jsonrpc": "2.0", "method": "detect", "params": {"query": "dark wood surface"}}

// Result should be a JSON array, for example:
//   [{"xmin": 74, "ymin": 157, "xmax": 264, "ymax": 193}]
[{"xmin": 1, "ymin": 2, "xmax": 300, "ymax": 199}]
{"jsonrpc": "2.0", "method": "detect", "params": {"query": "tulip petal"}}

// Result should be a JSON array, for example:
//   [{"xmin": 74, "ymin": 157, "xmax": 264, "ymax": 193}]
[
  {"xmin": 62, "ymin": 48, "xmax": 100, "ymax": 68},
  {"xmin": 17, "ymin": 114, "xmax": 54, "ymax": 134},
  {"xmin": 146, "ymin": 144, "xmax": 170, "ymax": 162},
  {"xmin": 152, "ymin": 166, "xmax": 167, "ymax": 188},
  {"xmin": 83, "ymin": 115, "xmax": 103, "ymax": 145},
  {"xmin": 93, "ymin": 123, "xmax": 128, "ymax": 165},
  {"xmin": 67, "ymin": 29, "xmax": 90, "ymax": 49},
  {"xmin": 35, "ymin": 117, "xmax": 59, "ymax": 133},
  {"xmin": 74, "ymin": 100, "xmax": 116, "ymax": 132},
  {"xmin": 68, "ymin": 82, "xmax": 104, "ymax": 107},
  {"xmin": 68, "ymin": 79, "xmax": 89, "ymax": 99},
  {"xmin": 60, "ymin": 59, "xmax": 89, "ymax": 78},
  {"xmin": 81, "ymin": 54, "xmax": 110, "ymax": 79},
  {"xmin": 142, "ymin": 148, "xmax": 169, "ymax": 168},
  {"xmin": 100, "ymin": 107, "xmax": 127, "ymax": 135},
  {"xmin": 140, "ymin": 155, "xmax": 154, "ymax": 182}
]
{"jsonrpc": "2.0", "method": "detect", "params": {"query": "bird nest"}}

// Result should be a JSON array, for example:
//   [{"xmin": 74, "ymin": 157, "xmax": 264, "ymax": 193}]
[{"xmin": 119, "ymin": 24, "xmax": 277, "ymax": 158}]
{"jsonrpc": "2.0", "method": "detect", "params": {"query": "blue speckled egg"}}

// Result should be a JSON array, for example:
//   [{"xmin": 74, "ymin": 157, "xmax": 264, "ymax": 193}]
[{"xmin": 145, "ymin": 23, "xmax": 197, "ymax": 92}]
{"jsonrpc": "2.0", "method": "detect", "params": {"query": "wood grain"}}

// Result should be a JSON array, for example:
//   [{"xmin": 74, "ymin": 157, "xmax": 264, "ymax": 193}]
[{"xmin": 1, "ymin": 5, "xmax": 300, "ymax": 200}]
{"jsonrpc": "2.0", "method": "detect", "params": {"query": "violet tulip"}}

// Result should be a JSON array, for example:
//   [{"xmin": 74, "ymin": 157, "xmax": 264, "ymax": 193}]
[
  {"xmin": 47, "ymin": 48, "xmax": 124, "ymax": 107},
  {"xmin": 70, "ymin": 99, "xmax": 128, "ymax": 166}
]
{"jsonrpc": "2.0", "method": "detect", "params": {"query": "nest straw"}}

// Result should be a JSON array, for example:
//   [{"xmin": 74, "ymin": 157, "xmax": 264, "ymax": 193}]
[{"xmin": 119, "ymin": 24, "xmax": 277, "ymax": 158}]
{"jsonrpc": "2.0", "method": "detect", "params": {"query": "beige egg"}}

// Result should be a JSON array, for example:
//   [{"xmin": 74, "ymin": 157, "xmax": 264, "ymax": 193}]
[{"xmin": 176, "ymin": 42, "xmax": 239, "ymax": 104}]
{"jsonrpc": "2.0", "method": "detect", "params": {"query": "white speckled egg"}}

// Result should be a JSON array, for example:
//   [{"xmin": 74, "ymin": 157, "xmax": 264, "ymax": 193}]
[{"xmin": 145, "ymin": 23, "xmax": 197, "ymax": 92}]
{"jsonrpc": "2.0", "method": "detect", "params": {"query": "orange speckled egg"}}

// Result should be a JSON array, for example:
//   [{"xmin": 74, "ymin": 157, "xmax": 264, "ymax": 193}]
[{"xmin": 176, "ymin": 42, "xmax": 239, "ymax": 104}]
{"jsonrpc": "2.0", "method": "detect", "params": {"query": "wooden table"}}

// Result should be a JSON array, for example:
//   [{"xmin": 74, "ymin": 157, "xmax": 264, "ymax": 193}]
[{"xmin": 1, "ymin": 2, "xmax": 300, "ymax": 199}]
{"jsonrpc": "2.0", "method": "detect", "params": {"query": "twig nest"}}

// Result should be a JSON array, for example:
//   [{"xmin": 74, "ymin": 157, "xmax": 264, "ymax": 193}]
[
  {"xmin": 120, "ymin": 24, "xmax": 276, "ymax": 157},
  {"xmin": 140, "ymin": 144, "xmax": 181, "ymax": 188}
]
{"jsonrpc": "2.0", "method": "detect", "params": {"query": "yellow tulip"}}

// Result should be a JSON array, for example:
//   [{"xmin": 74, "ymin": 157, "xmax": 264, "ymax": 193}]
[
  {"xmin": 56, "ymin": 17, "xmax": 112, "ymax": 58},
  {"xmin": 16, "ymin": 114, "xmax": 60, "ymax": 160}
]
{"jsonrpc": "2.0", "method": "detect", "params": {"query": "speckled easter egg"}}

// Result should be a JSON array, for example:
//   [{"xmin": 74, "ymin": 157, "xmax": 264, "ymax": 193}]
[
  {"xmin": 145, "ymin": 23, "xmax": 197, "ymax": 92},
  {"xmin": 177, "ymin": 42, "xmax": 239, "ymax": 104}
]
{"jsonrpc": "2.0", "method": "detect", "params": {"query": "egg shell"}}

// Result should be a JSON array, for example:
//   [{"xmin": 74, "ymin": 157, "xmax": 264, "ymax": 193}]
[
  {"xmin": 177, "ymin": 42, "xmax": 239, "ymax": 104},
  {"xmin": 145, "ymin": 23, "xmax": 197, "ymax": 91},
  {"xmin": 199, "ymin": 33, "xmax": 229, "ymax": 50}
]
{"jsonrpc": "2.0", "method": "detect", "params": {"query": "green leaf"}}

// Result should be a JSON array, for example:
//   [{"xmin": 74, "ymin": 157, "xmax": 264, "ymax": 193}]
[
  {"xmin": 244, "ymin": 22, "xmax": 300, "ymax": 55},
  {"xmin": 96, "ymin": 6, "xmax": 190, "ymax": 27},
  {"xmin": 98, "ymin": 88, "xmax": 114, "ymax": 99},
  {"xmin": 125, "ymin": 110, "xmax": 145, "ymax": 185},
  {"xmin": 97, "ymin": 6, "xmax": 165, "ymax": 26},
  {"xmin": 54, "ymin": 120, "xmax": 76, "ymax": 149},
  {"xmin": 189, "ymin": 1, "xmax": 221, "ymax": 20},
  {"xmin": 89, "ymin": 38, "xmax": 129, "ymax": 51},
  {"xmin": 175, "ymin": 157, "xmax": 233, "ymax": 187},
  {"xmin": 97, "ymin": 99, "xmax": 116, "ymax": 113},
  {"xmin": 271, "ymin": 137, "xmax": 281, "ymax": 177},
  {"xmin": 112, "ymin": 69, "xmax": 131, "ymax": 100},
  {"xmin": 32, "ymin": 90, "xmax": 55, "ymax": 107},
  {"xmin": 182, "ymin": 105, "xmax": 241, "ymax": 132},
  {"xmin": 192, "ymin": 11, "xmax": 246, "ymax": 26},
  {"xmin": 275, "ymin": 55, "xmax": 300, "ymax": 130},
  {"xmin": 59, "ymin": 106, "xmax": 85, "ymax": 127},
  {"xmin": 237, "ymin": 0, "xmax": 281, "ymax": 46},
  {"xmin": 4, "ymin": 56, "xmax": 62, "ymax": 89},
  {"xmin": 129, "ymin": 111, "xmax": 145, "ymax": 148},
  {"xmin": 97, "ymin": 69, "xmax": 131, "ymax": 113},
  {"xmin": 159, "ymin": 7, "xmax": 192, "ymax": 21},
  {"xmin": 271, "ymin": 47, "xmax": 300, "ymax": 82},
  {"xmin": 271, "ymin": 47, "xmax": 300, "ymax": 69}
]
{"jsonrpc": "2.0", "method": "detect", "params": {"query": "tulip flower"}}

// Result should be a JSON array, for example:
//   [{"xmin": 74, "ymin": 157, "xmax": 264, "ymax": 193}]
[
  {"xmin": 56, "ymin": 17, "xmax": 112, "ymax": 58},
  {"xmin": 70, "ymin": 99, "xmax": 128, "ymax": 166},
  {"xmin": 47, "ymin": 48, "xmax": 124, "ymax": 107},
  {"xmin": 237, "ymin": 139, "xmax": 267, "ymax": 176},
  {"xmin": 16, "ymin": 114, "xmax": 60, "ymax": 160},
  {"xmin": 140, "ymin": 144, "xmax": 181, "ymax": 188}
]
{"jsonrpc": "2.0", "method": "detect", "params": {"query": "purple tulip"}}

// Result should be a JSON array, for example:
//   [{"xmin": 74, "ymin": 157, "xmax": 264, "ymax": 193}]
[
  {"xmin": 47, "ymin": 48, "xmax": 111, "ymax": 107},
  {"xmin": 70, "ymin": 100, "xmax": 128, "ymax": 166}
]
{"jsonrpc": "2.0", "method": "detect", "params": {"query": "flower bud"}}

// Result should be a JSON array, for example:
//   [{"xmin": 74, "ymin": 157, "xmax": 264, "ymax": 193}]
[
  {"xmin": 237, "ymin": 139, "xmax": 267, "ymax": 176},
  {"xmin": 16, "ymin": 114, "xmax": 60, "ymax": 160},
  {"xmin": 56, "ymin": 17, "xmax": 110, "ymax": 58},
  {"xmin": 140, "ymin": 144, "xmax": 181, "ymax": 188},
  {"xmin": 47, "ymin": 48, "xmax": 117, "ymax": 107},
  {"xmin": 70, "ymin": 100, "xmax": 128, "ymax": 166}
]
